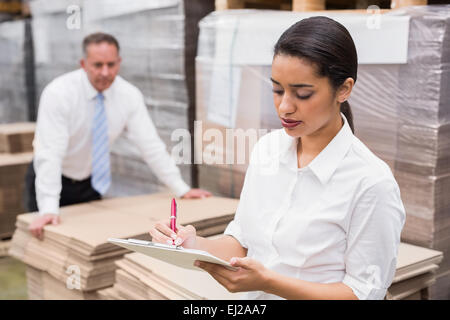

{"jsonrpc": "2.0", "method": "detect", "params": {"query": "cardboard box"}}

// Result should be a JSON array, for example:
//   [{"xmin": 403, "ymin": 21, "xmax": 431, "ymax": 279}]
[
  {"xmin": 0, "ymin": 122, "xmax": 35, "ymax": 154},
  {"xmin": 9, "ymin": 192, "xmax": 239, "ymax": 298}
]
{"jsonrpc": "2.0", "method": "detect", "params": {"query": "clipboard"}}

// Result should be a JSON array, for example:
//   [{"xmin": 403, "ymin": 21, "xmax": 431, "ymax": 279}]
[{"xmin": 108, "ymin": 238, "xmax": 238, "ymax": 272}]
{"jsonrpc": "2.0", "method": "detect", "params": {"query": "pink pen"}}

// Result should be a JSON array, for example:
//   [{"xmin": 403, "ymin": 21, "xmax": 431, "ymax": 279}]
[{"xmin": 170, "ymin": 198, "xmax": 177, "ymax": 245}]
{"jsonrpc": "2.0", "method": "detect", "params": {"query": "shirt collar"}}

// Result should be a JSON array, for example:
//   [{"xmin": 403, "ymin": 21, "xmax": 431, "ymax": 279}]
[
  {"xmin": 81, "ymin": 68, "xmax": 115, "ymax": 101},
  {"xmin": 279, "ymin": 112, "xmax": 354, "ymax": 185},
  {"xmin": 81, "ymin": 69, "xmax": 98, "ymax": 100}
]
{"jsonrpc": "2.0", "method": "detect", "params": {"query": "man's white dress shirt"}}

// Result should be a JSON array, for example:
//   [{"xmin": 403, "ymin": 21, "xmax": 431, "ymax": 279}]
[
  {"xmin": 224, "ymin": 113, "xmax": 406, "ymax": 300},
  {"xmin": 33, "ymin": 69, "xmax": 190, "ymax": 215}
]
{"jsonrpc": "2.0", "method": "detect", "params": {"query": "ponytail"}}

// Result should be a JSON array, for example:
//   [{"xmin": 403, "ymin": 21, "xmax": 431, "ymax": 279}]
[{"xmin": 341, "ymin": 101, "xmax": 354, "ymax": 134}]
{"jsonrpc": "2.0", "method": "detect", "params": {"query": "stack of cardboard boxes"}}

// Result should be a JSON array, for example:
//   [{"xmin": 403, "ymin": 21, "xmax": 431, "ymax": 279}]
[
  {"xmin": 98, "ymin": 237, "xmax": 442, "ymax": 300},
  {"xmin": 0, "ymin": 20, "xmax": 29, "ymax": 123},
  {"xmin": 9, "ymin": 192, "xmax": 239, "ymax": 299},
  {"xmin": 98, "ymin": 242, "xmax": 243, "ymax": 300},
  {"xmin": 349, "ymin": 6, "xmax": 450, "ymax": 299},
  {"xmin": 387, "ymin": 243, "xmax": 443, "ymax": 300},
  {"xmin": 0, "ymin": 122, "xmax": 34, "ymax": 240}
]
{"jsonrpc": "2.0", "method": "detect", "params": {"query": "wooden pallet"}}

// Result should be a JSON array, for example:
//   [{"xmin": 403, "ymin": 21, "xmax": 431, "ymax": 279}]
[
  {"xmin": 0, "ymin": 0, "xmax": 30, "ymax": 17},
  {"xmin": 216, "ymin": 0, "xmax": 428, "ymax": 11}
]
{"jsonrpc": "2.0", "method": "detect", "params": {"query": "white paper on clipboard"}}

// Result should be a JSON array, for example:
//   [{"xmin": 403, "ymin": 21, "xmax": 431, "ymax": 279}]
[{"xmin": 108, "ymin": 238, "xmax": 238, "ymax": 272}]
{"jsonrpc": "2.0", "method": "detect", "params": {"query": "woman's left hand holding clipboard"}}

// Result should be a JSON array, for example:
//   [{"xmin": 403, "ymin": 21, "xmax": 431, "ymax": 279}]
[{"xmin": 195, "ymin": 257, "xmax": 272, "ymax": 293}]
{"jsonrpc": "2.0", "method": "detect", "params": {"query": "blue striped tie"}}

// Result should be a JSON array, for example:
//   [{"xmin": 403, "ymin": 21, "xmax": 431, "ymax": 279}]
[{"xmin": 91, "ymin": 92, "xmax": 111, "ymax": 195}]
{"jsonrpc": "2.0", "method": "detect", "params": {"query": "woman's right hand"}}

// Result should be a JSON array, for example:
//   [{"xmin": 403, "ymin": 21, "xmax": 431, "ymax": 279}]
[{"xmin": 149, "ymin": 219, "xmax": 197, "ymax": 249}]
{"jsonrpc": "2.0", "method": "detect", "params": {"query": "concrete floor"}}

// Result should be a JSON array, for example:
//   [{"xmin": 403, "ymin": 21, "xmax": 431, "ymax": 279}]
[{"xmin": 0, "ymin": 256, "xmax": 28, "ymax": 300}]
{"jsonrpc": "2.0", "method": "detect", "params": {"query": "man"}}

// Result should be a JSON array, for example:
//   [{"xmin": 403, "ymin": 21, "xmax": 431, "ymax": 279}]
[{"xmin": 26, "ymin": 32, "xmax": 211, "ymax": 239}]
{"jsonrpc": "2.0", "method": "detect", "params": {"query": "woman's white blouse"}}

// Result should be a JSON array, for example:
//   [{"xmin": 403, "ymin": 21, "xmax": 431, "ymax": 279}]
[{"xmin": 224, "ymin": 114, "xmax": 406, "ymax": 300}]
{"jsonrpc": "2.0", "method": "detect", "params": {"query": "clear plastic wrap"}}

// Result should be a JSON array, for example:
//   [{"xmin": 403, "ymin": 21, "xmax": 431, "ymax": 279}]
[
  {"xmin": 0, "ymin": 19, "xmax": 28, "ymax": 123},
  {"xmin": 29, "ymin": 0, "xmax": 192, "ymax": 197},
  {"xmin": 30, "ymin": 0, "xmax": 84, "ymax": 97},
  {"xmin": 195, "ymin": 6, "xmax": 450, "ymax": 291}
]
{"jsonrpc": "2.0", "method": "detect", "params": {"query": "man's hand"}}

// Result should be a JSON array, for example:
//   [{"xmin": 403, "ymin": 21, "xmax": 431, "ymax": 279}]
[
  {"xmin": 181, "ymin": 188, "xmax": 212, "ymax": 199},
  {"xmin": 29, "ymin": 214, "xmax": 60, "ymax": 240}
]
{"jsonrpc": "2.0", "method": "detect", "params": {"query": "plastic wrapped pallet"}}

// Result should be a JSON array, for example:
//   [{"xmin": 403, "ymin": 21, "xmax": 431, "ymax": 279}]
[
  {"xmin": 392, "ymin": 9, "xmax": 450, "ymax": 299},
  {"xmin": 0, "ymin": 19, "xmax": 28, "ymax": 123},
  {"xmin": 82, "ymin": 0, "xmax": 194, "ymax": 197},
  {"xmin": 195, "ymin": 6, "xmax": 450, "ymax": 299},
  {"xmin": 195, "ymin": 8, "xmax": 411, "ymax": 194},
  {"xmin": 0, "ymin": 152, "xmax": 33, "ymax": 239},
  {"xmin": 29, "ymin": 0, "xmax": 215, "ymax": 198},
  {"xmin": 30, "ymin": 0, "xmax": 84, "ymax": 97}
]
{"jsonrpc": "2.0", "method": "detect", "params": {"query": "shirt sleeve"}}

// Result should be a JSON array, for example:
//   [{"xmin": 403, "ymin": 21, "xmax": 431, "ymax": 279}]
[
  {"xmin": 33, "ymin": 86, "xmax": 70, "ymax": 215},
  {"xmin": 124, "ymin": 90, "xmax": 190, "ymax": 197},
  {"xmin": 342, "ymin": 178, "xmax": 406, "ymax": 300}
]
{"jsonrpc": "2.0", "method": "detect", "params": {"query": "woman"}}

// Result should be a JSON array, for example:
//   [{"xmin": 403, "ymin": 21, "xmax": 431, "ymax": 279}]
[{"xmin": 149, "ymin": 16, "xmax": 405, "ymax": 300}]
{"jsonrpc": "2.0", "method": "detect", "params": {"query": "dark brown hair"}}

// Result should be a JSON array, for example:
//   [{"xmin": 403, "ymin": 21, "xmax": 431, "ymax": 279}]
[
  {"xmin": 273, "ymin": 16, "xmax": 357, "ymax": 133},
  {"xmin": 82, "ymin": 32, "xmax": 120, "ymax": 55}
]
